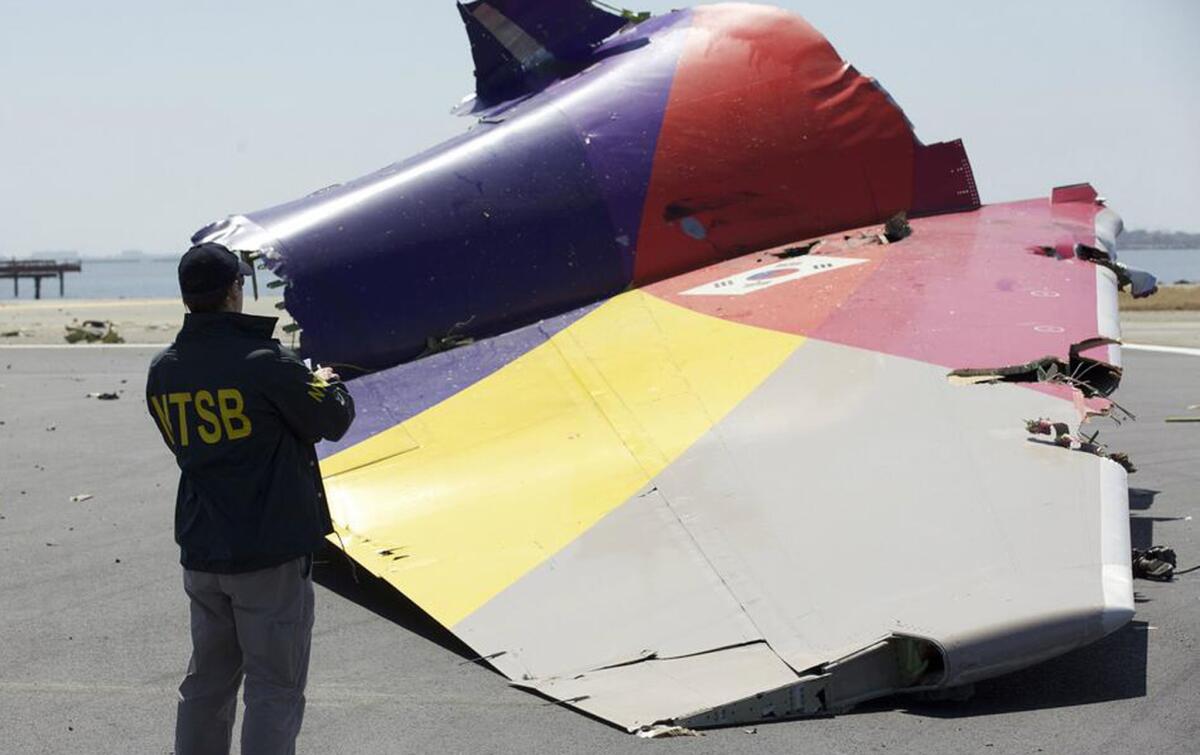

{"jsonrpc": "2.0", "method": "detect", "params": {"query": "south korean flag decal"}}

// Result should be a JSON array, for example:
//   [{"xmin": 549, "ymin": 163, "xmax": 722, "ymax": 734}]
[{"xmin": 681, "ymin": 256, "xmax": 868, "ymax": 296}]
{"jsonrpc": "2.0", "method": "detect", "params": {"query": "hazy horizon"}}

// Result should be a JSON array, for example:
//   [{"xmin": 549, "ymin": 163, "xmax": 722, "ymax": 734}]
[{"xmin": 3, "ymin": 0, "xmax": 1198, "ymax": 258}]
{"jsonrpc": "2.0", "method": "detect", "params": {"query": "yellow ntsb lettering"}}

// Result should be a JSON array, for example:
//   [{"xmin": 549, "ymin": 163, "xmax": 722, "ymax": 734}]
[
  {"xmin": 218, "ymin": 389, "xmax": 252, "ymax": 441},
  {"xmin": 194, "ymin": 390, "xmax": 222, "ymax": 444},
  {"xmin": 150, "ymin": 388, "xmax": 252, "ymax": 446},
  {"xmin": 168, "ymin": 393, "xmax": 193, "ymax": 447},
  {"xmin": 149, "ymin": 395, "xmax": 174, "ymax": 446}
]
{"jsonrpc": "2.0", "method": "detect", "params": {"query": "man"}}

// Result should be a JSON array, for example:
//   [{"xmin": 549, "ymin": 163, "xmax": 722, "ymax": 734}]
[{"xmin": 146, "ymin": 242, "xmax": 355, "ymax": 755}]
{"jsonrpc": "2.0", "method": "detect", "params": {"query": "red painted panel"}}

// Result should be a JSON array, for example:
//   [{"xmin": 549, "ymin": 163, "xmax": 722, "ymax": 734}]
[
  {"xmin": 651, "ymin": 194, "xmax": 1112, "ymax": 382},
  {"xmin": 811, "ymin": 201, "xmax": 1103, "ymax": 371},
  {"xmin": 633, "ymin": 5, "xmax": 918, "ymax": 285}
]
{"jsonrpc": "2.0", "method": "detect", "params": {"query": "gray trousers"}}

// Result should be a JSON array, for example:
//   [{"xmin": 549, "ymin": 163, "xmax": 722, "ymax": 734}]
[{"xmin": 176, "ymin": 556, "xmax": 314, "ymax": 755}]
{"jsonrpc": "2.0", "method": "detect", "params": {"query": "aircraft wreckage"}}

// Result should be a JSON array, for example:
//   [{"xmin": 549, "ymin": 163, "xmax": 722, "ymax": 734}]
[{"xmin": 194, "ymin": 0, "xmax": 1158, "ymax": 734}]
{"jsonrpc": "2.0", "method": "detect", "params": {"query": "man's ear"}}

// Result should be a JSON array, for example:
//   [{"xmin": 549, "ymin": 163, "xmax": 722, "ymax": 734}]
[{"xmin": 226, "ymin": 278, "xmax": 243, "ymax": 312}]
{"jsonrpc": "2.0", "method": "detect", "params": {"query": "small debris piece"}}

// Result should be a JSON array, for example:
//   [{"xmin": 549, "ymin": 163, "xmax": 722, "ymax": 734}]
[
  {"xmin": 1165, "ymin": 417, "xmax": 1200, "ymax": 423},
  {"xmin": 883, "ymin": 212, "xmax": 912, "ymax": 243},
  {"xmin": 86, "ymin": 392, "xmax": 120, "ymax": 400},
  {"xmin": 1132, "ymin": 547, "xmax": 1177, "ymax": 581},
  {"xmin": 45, "ymin": 426, "xmax": 56, "ymax": 432},
  {"xmin": 64, "ymin": 320, "xmax": 124, "ymax": 344},
  {"xmin": 69, "ymin": 494, "xmax": 93, "ymax": 503},
  {"xmin": 1024, "ymin": 419, "xmax": 1135, "ymax": 472},
  {"xmin": 772, "ymin": 239, "xmax": 822, "ymax": 259},
  {"xmin": 1, "ymin": 330, "xmax": 21, "ymax": 338},
  {"xmin": 1106, "ymin": 452, "xmax": 1137, "ymax": 474},
  {"xmin": 1026, "ymin": 418, "xmax": 1070, "ymax": 439},
  {"xmin": 743, "ymin": 727, "xmax": 758, "ymax": 734},
  {"xmin": 636, "ymin": 725, "xmax": 701, "ymax": 739}
]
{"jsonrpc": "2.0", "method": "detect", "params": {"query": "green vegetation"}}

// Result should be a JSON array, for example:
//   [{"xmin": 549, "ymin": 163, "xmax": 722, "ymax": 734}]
[{"xmin": 1120, "ymin": 285, "xmax": 1200, "ymax": 311}]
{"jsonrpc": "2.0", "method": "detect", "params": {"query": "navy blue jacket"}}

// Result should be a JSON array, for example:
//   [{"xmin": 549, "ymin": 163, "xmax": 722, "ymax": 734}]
[{"xmin": 146, "ymin": 312, "xmax": 355, "ymax": 573}]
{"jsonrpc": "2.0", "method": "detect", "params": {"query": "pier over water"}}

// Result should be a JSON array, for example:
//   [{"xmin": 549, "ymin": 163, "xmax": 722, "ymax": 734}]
[{"xmin": 1, "ymin": 259, "xmax": 82, "ymax": 299}]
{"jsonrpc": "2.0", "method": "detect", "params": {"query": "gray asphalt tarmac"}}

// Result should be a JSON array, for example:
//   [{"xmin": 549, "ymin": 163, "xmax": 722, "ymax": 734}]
[{"xmin": 1, "ymin": 346, "xmax": 1196, "ymax": 754}]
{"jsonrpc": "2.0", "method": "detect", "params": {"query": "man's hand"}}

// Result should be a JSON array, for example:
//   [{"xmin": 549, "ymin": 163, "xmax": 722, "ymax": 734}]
[{"xmin": 313, "ymin": 366, "xmax": 340, "ymax": 384}]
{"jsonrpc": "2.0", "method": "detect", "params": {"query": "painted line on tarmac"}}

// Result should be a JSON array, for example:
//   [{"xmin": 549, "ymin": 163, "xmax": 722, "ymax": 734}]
[{"xmin": 1123, "ymin": 343, "xmax": 1200, "ymax": 357}]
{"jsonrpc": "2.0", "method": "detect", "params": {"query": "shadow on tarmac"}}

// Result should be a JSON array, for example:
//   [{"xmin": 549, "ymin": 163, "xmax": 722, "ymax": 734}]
[
  {"xmin": 1130, "ymin": 487, "xmax": 1162, "ymax": 551},
  {"xmin": 1128, "ymin": 488, "xmax": 1160, "ymax": 511},
  {"xmin": 879, "ymin": 620, "xmax": 1150, "ymax": 718},
  {"xmin": 312, "ymin": 542, "xmax": 483, "ymax": 666}
]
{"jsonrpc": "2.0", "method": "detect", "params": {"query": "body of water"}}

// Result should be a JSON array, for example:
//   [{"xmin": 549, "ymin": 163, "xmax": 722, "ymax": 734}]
[
  {"xmin": 1116, "ymin": 249, "xmax": 1200, "ymax": 284},
  {"xmin": 1, "ymin": 258, "xmax": 282, "ymax": 300},
  {"xmin": 1, "ymin": 250, "xmax": 1197, "ymax": 301}
]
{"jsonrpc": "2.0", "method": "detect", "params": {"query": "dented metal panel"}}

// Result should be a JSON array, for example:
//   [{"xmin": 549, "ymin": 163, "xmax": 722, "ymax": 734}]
[
  {"xmin": 519, "ymin": 641, "xmax": 801, "ymax": 731},
  {"xmin": 452, "ymin": 486, "xmax": 761, "ymax": 683}
]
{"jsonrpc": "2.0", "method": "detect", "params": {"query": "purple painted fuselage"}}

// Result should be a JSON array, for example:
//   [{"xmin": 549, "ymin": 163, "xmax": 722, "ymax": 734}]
[{"xmin": 195, "ymin": 12, "xmax": 689, "ymax": 371}]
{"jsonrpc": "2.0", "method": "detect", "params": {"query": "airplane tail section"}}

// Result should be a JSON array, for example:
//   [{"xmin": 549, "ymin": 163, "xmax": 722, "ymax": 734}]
[{"xmin": 457, "ymin": 0, "xmax": 630, "ymax": 104}]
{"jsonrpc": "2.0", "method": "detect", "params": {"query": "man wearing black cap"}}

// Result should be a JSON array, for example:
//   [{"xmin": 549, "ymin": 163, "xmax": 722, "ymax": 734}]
[{"xmin": 147, "ymin": 242, "xmax": 355, "ymax": 755}]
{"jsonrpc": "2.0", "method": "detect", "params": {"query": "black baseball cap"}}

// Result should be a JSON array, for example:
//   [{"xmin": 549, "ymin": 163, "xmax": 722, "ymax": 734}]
[{"xmin": 178, "ymin": 242, "xmax": 253, "ymax": 295}]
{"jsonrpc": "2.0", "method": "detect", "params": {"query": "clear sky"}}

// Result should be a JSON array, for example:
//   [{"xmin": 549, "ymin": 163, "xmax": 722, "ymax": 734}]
[{"xmin": 2, "ymin": 0, "xmax": 1197, "ymax": 257}]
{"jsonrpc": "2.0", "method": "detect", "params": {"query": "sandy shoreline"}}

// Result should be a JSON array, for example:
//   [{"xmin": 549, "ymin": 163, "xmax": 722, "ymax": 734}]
[
  {"xmin": 2, "ymin": 294, "xmax": 1198, "ymax": 349},
  {"xmin": 0, "ymin": 296, "xmax": 291, "ymax": 346}
]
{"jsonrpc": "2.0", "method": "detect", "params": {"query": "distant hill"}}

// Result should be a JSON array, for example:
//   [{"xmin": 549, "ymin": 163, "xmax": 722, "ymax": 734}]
[{"xmin": 1122, "ymin": 230, "xmax": 1200, "ymax": 249}]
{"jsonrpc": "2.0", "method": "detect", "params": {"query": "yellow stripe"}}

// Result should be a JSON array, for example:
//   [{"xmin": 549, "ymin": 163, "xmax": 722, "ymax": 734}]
[
  {"xmin": 321, "ymin": 423, "xmax": 420, "ymax": 478},
  {"xmin": 322, "ymin": 291, "xmax": 803, "ymax": 627}
]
